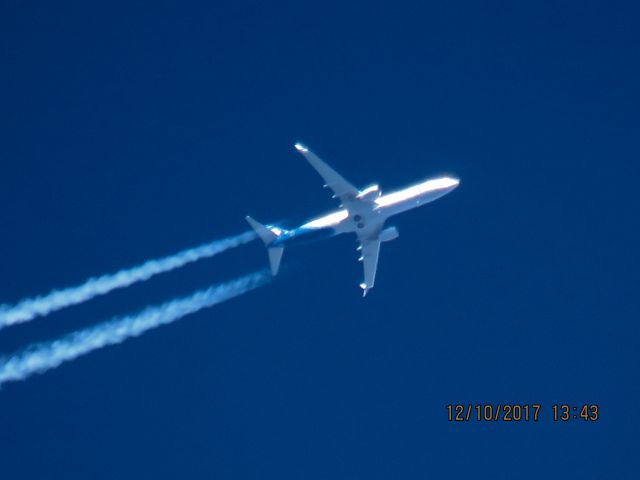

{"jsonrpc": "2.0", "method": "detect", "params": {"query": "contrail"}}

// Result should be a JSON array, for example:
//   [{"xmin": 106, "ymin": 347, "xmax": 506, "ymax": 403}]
[
  {"xmin": 0, "ymin": 231, "xmax": 256, "ymax": 329},
  {"xmin": 0, "ymin": 271, "xmax": 269, "ymax": 387}
]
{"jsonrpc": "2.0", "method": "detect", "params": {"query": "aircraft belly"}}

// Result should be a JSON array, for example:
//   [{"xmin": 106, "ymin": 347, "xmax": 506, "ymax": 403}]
[{"xmin": 277, "ymin": 226, "xmax": 337, "ymax": 247}]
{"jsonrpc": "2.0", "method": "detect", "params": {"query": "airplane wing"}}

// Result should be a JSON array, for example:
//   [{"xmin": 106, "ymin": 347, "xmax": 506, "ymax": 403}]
[
  {"xmin": 358, "ymin": 237, "xmax": 381, "ymax": 297},
  {"xmin": 295, "ymin": 143, "xmax": 360, "ymax": 206}
]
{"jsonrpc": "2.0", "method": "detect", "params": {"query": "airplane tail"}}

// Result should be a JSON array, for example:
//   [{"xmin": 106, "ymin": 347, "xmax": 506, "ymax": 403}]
[{"xmin": 245, "ymin": 216, "xmax": 285, "ymax": 275}]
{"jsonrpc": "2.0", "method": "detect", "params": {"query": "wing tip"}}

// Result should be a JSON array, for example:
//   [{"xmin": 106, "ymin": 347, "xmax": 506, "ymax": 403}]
[{"xmin": 294, "ymin": 142, "xmax": 308, "ymax": 152}]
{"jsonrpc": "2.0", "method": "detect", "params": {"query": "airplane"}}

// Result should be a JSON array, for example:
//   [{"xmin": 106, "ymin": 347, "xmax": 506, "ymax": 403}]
[{"xmin": 246, "ymin": 143, "xmax": 459, "ymax": 296}]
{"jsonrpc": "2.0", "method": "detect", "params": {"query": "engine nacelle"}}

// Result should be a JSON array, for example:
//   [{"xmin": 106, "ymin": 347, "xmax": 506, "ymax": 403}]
[
  {"xmin": 356, "ymin": 184, "xmax": 381, "ymax": 201},
  {"xmin": 379, "ymin": 226, "xmax": 399, "ymax": 242}
]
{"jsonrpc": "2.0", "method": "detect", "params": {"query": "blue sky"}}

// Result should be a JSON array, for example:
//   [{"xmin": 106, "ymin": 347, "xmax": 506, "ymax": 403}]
[{"xmin": 0, "ymin": 1, "xmax": 638, "ymax": 478}]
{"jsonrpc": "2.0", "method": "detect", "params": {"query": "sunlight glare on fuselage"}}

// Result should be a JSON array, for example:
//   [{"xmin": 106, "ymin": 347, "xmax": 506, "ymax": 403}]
[
  {"xmin": 375, "ymin": 177, "xmax": 459, "ymax": 207},
  {"xmin": 301, "ymin": 209, "xmax": 349, "ymax": 229}
]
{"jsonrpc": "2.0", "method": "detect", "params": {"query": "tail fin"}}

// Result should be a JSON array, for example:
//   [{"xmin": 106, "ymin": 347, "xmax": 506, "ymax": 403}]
[{"xmin": 245, "ymin": 216, "xmax": 285, "ymax": 275}]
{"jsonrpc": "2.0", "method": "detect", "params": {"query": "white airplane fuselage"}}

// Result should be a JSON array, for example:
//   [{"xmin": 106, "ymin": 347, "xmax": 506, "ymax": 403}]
[{"xmin": 272, "ymin": 177, "xmax": 459, "ymax": 248}]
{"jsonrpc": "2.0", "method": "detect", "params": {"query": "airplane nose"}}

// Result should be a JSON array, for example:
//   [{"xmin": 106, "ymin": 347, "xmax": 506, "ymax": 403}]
[{"xmin": 443, "ymin": 177, "xmax": 460, "ymax": 189}]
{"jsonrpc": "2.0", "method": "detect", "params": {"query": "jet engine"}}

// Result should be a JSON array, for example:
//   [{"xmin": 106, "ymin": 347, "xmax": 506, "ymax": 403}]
[
  {"xmin": 379, "ymin": 226, "xmax": 399, "ymax": 242},
  {"xmin": 356, "ymin": 184, "xmax": 381, "ymax": 201}
]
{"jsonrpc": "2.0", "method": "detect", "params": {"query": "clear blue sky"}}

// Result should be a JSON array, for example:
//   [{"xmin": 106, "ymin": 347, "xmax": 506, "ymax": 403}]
[{"xmin": 1, "ymin": 1, "xmax": 638, "ymax": 478}]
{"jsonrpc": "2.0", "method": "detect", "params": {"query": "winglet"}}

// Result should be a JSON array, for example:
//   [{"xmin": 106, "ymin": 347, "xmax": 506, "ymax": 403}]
[{"xmin": 359, "ymin": 282, "xmax": 369, "ymax": 297}]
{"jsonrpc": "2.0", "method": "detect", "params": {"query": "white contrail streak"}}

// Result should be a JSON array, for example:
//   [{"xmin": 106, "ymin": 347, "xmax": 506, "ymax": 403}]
[
  {"xmin": 0, "ymin": 231, "xmax": 256, "ymax": 329},
  {"xmin": 0, "ymin": 271, "xmax": 269, "ymax": 387}
]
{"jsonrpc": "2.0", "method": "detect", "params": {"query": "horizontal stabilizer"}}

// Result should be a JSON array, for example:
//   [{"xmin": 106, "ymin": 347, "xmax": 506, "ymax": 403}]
[
  {"xmin": 246, "ymin": 216, "xmax": 285, "ymax": 276},
  {"xmin": 268, "ymin": 247, "xmax": 284, "ymax": 276},
  {"xmin": 246, "ymin": 216, "xmax": 279, "ymax": 246}
]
